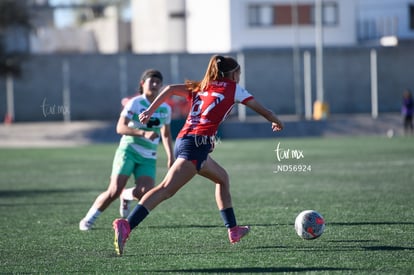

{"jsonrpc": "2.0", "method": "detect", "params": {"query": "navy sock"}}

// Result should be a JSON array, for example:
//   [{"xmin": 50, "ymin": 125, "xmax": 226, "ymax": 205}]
[
  {"xmin": 127, "ymin": 204, "xmax": 149, "ymax": 230},
  {"xmin": 220, "ymin": 207, "xmax": 237, "ymax": 229}
]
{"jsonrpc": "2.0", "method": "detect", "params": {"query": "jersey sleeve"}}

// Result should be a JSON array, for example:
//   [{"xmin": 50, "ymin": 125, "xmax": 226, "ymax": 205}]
[
  {"xmin": 235, "ymin": 84, "xmax": 254, "ymax": 104},
  {"xmin": 120, "ymin": 97, "xmax": 136, "ymax": 119}
]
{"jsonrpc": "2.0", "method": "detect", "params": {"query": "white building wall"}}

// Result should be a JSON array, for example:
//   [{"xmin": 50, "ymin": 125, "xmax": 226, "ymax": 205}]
[
  {"xmin": 131, "ymin": 0, "xmax": 166, "ymax": 53},
  {"xmin": 83, "ymin": 19, "xmax": 118, "ymax": 53},
  {"xmin": 232, "ymin": 0, "xmax": 356, "ymax": 51},
  {"xmin": 186, "ymin": 0, "xmax": 232, "ymax": 53},
  {"xmin": 23, "ymin": 0, "xmax": 414, "ymax": 54},
  {"xmin": 166, "ymin": 0, "xmax": 187, "ymax": 52},
  {"xmin": 186, "ymin": 0, "xmax": 357, "ymax": 53},
  {"xmin": 129, "ymin": 0, "xmax": 412, "ymax": 54},
  {"xmin": 131, "ymin": 0, "xmax": 185, "ymax": 53}
]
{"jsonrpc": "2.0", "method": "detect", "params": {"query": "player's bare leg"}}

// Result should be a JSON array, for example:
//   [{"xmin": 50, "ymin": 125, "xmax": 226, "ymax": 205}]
[
  {"xmin": 80, "ymin": 175, "xmax": 128, "ymax": 230},
  {"xmin": 198, "ymin": 156, "xmax": 232, "ymax": 210},
  {"xmin": 199, "ymin": 156, "xmax": 250, "ymax": 243},
  {"xmin": 120, "ymin": 176, "xmax": 154, "ymax": 218},
  {"xmin": 138, "ymin": 158, "xmax": 197, "ymax": 211}
]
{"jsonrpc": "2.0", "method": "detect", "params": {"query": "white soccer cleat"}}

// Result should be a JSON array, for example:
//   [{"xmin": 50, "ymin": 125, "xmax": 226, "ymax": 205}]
[
  {"xmin": 79, "ymin": 219, "xmax": 93, "ymax": 231},
  {"xmin": 119, "ymin": 197, "xmax": 131, "ymax": 218}
]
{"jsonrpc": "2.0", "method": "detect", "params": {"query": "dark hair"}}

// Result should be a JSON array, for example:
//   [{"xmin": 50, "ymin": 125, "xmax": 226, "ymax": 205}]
[
  {"xmin": 138, "ymin": 69, "xmax": 163, "ymax": 94},
  {"xmin": 215, "ymin": 55, "xmax": 240, "ymax": 76}
]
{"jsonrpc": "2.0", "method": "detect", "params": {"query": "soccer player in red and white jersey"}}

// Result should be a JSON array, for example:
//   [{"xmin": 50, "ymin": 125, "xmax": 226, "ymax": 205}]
[{"xmin": 112, "ymin": 55, "xmax": 283, "ymax": 255}]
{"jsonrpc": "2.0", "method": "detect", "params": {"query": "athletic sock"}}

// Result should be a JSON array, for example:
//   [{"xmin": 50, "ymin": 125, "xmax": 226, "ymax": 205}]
[
  {"xmin": 84, "ymin": 207, "xmax": 101, "ymax": 224},
  {"xmin": 121, "ymin": 188, "xmax": 135, "ymax": 201},
  {"xmin": 220, "ymin": 207, "xmax": 237, "ymax": 229},
  {"xmin": 127, "ymin": 204, "xmax": 149, "ymax": 230}
]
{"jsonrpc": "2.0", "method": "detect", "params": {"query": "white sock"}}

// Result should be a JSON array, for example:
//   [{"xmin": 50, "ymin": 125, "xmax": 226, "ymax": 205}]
[
  {"xmin": 121, "ymin": 187, "xmax": 135, "ymax": 201},
  {"xmin": 84, "ymin": 207, "xmax": 101, "ymax": 224}
]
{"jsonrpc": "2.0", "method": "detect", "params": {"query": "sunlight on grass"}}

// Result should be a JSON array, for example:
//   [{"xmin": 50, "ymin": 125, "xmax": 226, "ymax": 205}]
[{"xmin": 0, "ymin": 136, "xmax": 413, "ymax": 273}]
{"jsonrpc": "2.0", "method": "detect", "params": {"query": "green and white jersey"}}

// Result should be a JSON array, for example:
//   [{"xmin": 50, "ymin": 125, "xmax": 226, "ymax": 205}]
[{"xmin": 119, "ymin": 95, "xmax": 172, "ymax": 159}]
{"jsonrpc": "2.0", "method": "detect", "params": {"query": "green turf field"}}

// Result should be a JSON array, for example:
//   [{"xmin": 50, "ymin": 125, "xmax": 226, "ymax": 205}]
[{"xmin": 0, "ymin": 136, "xmax": 413, "ymax": 274}]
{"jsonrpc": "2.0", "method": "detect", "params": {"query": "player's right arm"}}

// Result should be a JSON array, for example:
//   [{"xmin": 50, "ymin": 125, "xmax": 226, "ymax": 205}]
[{"xmin": 140, "ymin": 84, "xmax": 189, "ymax": 124}]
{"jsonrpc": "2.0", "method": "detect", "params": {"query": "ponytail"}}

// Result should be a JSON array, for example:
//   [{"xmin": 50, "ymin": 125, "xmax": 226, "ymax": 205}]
[{"xmin": 188, "ymin": 55, "xmax": 239, "ymax": 92}]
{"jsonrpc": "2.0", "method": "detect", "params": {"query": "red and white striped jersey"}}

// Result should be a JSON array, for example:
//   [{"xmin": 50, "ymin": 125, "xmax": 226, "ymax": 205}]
[{"xmin": 177, "ymin": 79, "xmax": 253, "ymax": 137}]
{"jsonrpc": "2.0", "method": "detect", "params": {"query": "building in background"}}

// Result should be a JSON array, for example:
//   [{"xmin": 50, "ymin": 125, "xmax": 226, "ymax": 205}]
[
  {"xmin": 3, "ymin": 0, "xmax": 414, "ymax": 54},
  {"xmin": 185, "ymin": 0, "xmax": 356, "ymax": 53},
  {"xmin": 131, "ymin": 0, "xmax": 186, "ymax": 53},
  {"xmin": 130, "ymin": 0, "xmax": 356, "ymax": 53},
  {"xmin": 131, "ymin": 0, "xmax": 414, "ymax": 53},
  {"xmin": 26, "ymin": 0, "xmax": 130, "ymax": 53},
  {"xmin": 1, "ymin": 0, "xmax": 413, "ymax": 123},
  {"xmin": 356, "ymin": 0, "xmax": 414, "ymax": 45}
]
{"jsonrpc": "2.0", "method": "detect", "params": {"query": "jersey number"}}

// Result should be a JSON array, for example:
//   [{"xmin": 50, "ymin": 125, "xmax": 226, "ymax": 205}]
[{"xmin": 190, "ymin": 92, "xmax": 224, "ymax": 116}]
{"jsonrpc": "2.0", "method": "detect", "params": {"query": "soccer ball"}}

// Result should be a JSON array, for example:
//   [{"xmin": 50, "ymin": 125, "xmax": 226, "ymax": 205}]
[{"xmin": 294, "ymin": 210, "xmax": 325, "ymax": 240}]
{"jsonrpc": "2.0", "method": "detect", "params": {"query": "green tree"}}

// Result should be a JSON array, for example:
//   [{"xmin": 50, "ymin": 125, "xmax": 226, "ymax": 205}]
[
  {"xmin": 0, "ymin": 0, "xmax": 33, "ymax": 76},
  {"xmin": 0, "ymin": 0, "xmax": 32, "ymax": 30}
]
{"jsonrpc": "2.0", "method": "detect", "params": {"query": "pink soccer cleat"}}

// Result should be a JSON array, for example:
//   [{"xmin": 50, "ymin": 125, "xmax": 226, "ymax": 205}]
[
  {"xmin": 228, "ymin": 225, "xmax": 250, "ymax": 244},
  {"xmin": 112, "ymin": 219, "xmax": 131, "ymax": 256}
]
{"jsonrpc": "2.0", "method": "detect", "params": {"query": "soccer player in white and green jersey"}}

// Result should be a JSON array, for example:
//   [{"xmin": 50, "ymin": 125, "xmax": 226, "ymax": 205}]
[{"xmin": 80, "ymin": 69, "xmax": 174, "ymax": 231}]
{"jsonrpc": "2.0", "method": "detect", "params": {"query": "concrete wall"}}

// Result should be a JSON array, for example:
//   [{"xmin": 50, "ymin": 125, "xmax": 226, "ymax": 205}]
[{"xmin": 0, "ymin": 46, "xmax": 412, "ymax": 122}]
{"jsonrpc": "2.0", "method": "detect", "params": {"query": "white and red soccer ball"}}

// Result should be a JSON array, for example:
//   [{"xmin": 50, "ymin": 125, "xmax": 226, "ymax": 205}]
[{"xmin": 295, "ymin": 210, "xmax": 325, "ymax": 240}]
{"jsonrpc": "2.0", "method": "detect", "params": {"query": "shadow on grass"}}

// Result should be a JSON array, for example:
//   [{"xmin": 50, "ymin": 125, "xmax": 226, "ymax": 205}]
[
  {"xmin": 146, "ymin": 222, "xmax": 292, "ymax": 229},
  {"xmin": 249, "ymin": 241, "xmax": 414, "ymax": 253},
  {"xmin": 147, "ymin": 224, "xmax": 222, "ymax": 229},
  {"xmin": 0, "ymin": 188, "xmax": 101, "ymax": 198},
  {"xmin": 250, "ymin": 222, "xmax": 414, "ymax": 227},
  {"xmin": 329, "ymin": 222, "xmax": 414, "ymax": 226},
  {"xmin": 0, "ymin": 188, "xmax": 101, "ymax": 207},
  {"xmin": 249, "ymin": 245, "xmax": 363, "ymax": 252},
  {"xmin": 147, "ymin": 267, "xmax": 355, "ymax": 273},
  {"xmin": 363, "ymin": 246, "xmax": 414, "ymax": 251},
  {"xmin": 326, "ymin": 240, "xmax": 378, "ymax": 243},
  {"xmin": 101, "ymin": 220, "xmax": 414, "ymax": 230}
]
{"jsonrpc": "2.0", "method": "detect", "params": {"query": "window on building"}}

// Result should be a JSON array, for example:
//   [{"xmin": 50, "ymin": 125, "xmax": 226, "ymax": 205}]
[
  {"xmin": 410, "ymin": 4, "xmax": 414, "ymax": 30},
  {"xmin": 322, "ymin": 2, "xmax": 338, "ymax": 26},
  {"xmin": 273, "ymin": 4, "xmax": 313, "ymax": 25},
  {"xmin": 298, "ymin": 5, "xmax": 313, "ymax": 25},
  {"xmin": 248, "ymin": 5, "xmax": 274, "ymax": 26},
  {"xmin": 248, "ymin": 2, "xmax": 338, "ymax": 27},
  {"xmin": 274, "ymin": 5, "xmax": 291, "ymax": 25}
]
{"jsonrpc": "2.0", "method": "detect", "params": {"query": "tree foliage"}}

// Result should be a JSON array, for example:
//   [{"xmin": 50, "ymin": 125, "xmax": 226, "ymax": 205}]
[
  {"xmin": 0, "ymin": 0, "xmax": 32, "ymax": 30},
  {"xmin": 0, "ymin": 0, "xmax": 32, "ymax": 77}
]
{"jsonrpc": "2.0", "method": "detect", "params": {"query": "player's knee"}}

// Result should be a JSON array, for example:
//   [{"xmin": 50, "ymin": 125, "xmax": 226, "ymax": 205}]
[
  {"xmin": 134, "ymin": 182, "xmax": 155, "ymax": 199},
  {"xmin": 107, "ymin": 186, "xmax": 123, "ymax": 200},
  {"xmin": 133, "ymin": 186, "xmax": 149, "ymax": 199},
  {"xmin": 217, "ymin": 170, "xmax": 230, "ymax": 186},
  {"xmin": 132, "ymin": 188, "xmax": 142, "ymax": 199}
]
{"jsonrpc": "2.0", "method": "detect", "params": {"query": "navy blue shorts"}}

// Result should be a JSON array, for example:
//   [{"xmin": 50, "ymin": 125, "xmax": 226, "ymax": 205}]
[{"xmin": 174, "ymin": 135, "xmax": 214, "ymax": 171}]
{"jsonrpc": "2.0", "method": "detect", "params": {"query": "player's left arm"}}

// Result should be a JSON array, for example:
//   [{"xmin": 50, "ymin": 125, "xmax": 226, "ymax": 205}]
[
  {"xmin": 160, "ymin": 123, "xmax": 175, "ymax": 168},
  {"xmin": 116, "ymin": 115, "xmax": 159, "ymax": 140},
  {"xmin": 244, "ymin": 99, "xmax": 284, "ymax": 131}
]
